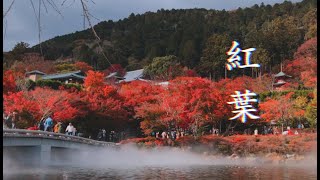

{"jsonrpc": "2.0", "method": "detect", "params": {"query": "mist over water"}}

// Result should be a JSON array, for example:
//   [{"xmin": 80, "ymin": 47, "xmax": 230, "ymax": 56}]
[
  {"xmin": 3, "ymin": 144, "xmax": 317, "ymax": 179},
  {"xmin": 4, "ymin": 143, "xmax": 317, "ymax": 168}
]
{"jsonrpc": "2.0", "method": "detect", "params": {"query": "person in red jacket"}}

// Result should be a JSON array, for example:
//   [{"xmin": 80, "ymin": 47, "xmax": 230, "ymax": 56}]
[{"xmin": 287, "ymin": 126, "xmax": 294, "ymax": 135}]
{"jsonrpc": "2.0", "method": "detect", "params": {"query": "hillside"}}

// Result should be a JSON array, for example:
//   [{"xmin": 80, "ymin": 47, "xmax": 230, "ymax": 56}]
[{"xmin": 5, "ymin": 0, "xmax": 317, "ymax": 80}]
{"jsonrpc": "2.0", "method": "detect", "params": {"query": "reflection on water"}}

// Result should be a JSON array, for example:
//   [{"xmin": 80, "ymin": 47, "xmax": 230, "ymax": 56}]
[
  {"xmin": 4, "ymin": 144, "xmax": 317, "ymax": 179},
  {"xmin": 3, "ymin": 164, "xmax": 317, "ymax": 180}
]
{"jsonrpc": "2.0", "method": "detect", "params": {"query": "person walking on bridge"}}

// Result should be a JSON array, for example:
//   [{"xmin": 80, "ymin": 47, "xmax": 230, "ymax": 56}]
[
  {"xmin": 54, "ymin": 122, "xmax": 62, "ymax": 133},
  {"xmin": 58, "ymin": 122, "xmax": 63, "ymax": 133},
  {"xmin": 65, "ymin": 123, "xmax": 74, "ymax": 135},
  {"xmin": 44, "ymin": 115, "xmax": 54, "ymax": 132},
  {"xmin": 102, "ymin": 129, "xmax": 106, "ymax": 141}
]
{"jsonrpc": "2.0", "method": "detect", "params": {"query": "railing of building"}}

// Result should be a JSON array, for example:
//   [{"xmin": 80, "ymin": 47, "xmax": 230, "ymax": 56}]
[{"xmin": 3, "ymin": 129, "xmax": 117, "ymax": 147}]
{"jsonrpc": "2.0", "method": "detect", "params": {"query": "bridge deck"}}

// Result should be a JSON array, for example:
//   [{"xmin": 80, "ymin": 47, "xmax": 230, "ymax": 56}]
[{"xmin": 3, "ymin": 129, "xmax": 117, "ymax": 147}]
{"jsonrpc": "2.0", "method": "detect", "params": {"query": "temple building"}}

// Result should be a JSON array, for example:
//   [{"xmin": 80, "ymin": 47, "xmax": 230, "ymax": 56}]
[
  {"xmin": 273, "ymin": 71, "xmax": 292, "ymax": 91},
  {"xmin": 25, "ymin": 70, "xmax": 85, "ymax": 84},
  {"xmin": 25, "ymin": 70, "xmax": 46, "ymax": 82}
]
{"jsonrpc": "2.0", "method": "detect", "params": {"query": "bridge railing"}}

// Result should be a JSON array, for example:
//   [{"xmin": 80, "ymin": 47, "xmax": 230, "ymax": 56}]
[{"xmin": 3, "ymin": 129, "xmax": 116, "ymax": 147}]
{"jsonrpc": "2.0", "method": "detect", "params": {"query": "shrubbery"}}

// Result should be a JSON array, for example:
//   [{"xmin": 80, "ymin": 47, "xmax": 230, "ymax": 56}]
[
  {"xmin": 36, "ymin": 79, "xmax": 63, "ymax": 90},
  {"xmin": 258, "ymin": 90, "xmax": 313, "ymax": 102},
  {"xmin": 35, "ymin": 79, "xmax": 82, "ymax": 90},
  {"xmin": 120, "ymin": 133, "xmax": 317, "ymax": 156}
]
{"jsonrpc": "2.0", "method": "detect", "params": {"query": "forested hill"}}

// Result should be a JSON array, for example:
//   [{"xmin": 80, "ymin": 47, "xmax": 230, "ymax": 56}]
[{"xmin": 15, "ymin": 0, "xmax": 319, "ymax": 79}]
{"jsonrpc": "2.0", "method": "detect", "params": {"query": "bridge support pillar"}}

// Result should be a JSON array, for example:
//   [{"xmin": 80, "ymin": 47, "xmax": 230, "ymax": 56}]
[{"xmin": 40, "ymin": 145, "xmax": 51, "ymax": 164}]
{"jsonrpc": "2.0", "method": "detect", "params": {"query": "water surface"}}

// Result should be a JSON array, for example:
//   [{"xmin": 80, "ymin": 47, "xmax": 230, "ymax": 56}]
[{"xmin": 4, "ymin": 164, "xmax": 317, "ymax": 180}]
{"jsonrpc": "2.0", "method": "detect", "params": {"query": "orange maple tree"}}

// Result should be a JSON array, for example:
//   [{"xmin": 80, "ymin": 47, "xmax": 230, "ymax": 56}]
[
  {"xmin": 74, "ymin": 61, "xmax": 93, "ymax": 73},
  {"xmin": 83, "ymin": 70, "xmax": 105, "ymax": 91}
]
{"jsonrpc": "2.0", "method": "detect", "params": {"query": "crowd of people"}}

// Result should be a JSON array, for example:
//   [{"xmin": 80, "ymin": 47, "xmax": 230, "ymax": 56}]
[
  {"xmin": 3, "ymin": 112, "xmax": 127, "ymax": 142},
  {"xmin": 150, "ymin": 124, "xmax": 306, "ymax": 140},
  {"xmin": 248, "ymin": 125, "xmax": 304, "ymax": 136},
  {"xmin": 37, "ymin": 116, "xmax": 78, "ymax": 136},
  {"xmin": 96, "ymin": 130, "xmax": 127, "ymax": 142},
  {"xmin": 150, "ymin": 130, "xmax": 186, "ymax": 140},
  {"xmin": 3, "ymin": 112, "xmax": 79, "ymax": 136},
  {"xmin": 3, "ymin": 111, "xmax": 308, "ymax": 140},
  {"xmin": 3, "ymin": 112, "xmax": 17, "ymax": 129}
]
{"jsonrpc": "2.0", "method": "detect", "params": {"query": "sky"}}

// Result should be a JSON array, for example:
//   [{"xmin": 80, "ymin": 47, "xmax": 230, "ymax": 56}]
[{"xmin": 3, "ymin": 0, "xmax": 302, "ymax": 52}]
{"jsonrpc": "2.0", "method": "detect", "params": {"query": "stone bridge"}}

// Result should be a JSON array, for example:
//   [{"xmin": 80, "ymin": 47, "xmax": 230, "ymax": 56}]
[{"xmin": 3, "ymin": 129, "xmax": 118, "ymax": 164}]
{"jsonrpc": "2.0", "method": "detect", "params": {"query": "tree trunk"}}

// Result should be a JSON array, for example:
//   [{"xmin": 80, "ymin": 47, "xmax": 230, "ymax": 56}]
[
  {"xmin": 223, "ymin": 120, "xmax": 238, "ymax": 136},
  {"xmin": 219, "ymin": 119, "xmax": 222, "ymax": 135}
]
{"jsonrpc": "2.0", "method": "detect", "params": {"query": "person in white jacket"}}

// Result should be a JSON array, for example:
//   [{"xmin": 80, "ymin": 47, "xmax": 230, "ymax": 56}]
[{"xmin": 65, "ymin": 123, "xmax": 74, "ymax": 135}]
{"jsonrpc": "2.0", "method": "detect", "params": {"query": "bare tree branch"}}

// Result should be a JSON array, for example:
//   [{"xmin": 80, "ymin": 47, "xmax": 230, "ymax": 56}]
[
  {"xmin": 46, "ymin": 0, "xmax": 63, "ymax": 18},
  {"xmin": 87, "ymin": 11, "xmax": 100, "ymax": 21},
  {"xmin": 29, "ymin": 0, "xmax": 43, "ymax": 55},
  {"xmin": 38, "ymin": 0, "xmax": 43, "ymax": 55},
  {"xmin": 3, "ymin": 0, "xmax": 16, "ymax": 19},
  {"xmin": 41, "ymin": 0, "xmax": 49, "ymax": 13},
  {"xmin": 62, "ymin": 0, "xmax": 76, "ymax": 8},
  {"xmin": 82, "ymin": 13, "xmax": 86, "ymax": 30},
  {"xmin": 30, "ymin": 0, "xmax": 39, "ymax": 23},
  {"xmin": 80, "ymin": 0, "xmax": 115, "ymax": 71},
  {"xmin": 5, "ymin": 0, "xmax": 114, "ymax": 71},
  {"xmin": 61, "ymin": 0, "xmax": 68, "ymax": 6},
  {"xmin": 3, "ymin": 19, "xmax": 8, "ymax": 41}
]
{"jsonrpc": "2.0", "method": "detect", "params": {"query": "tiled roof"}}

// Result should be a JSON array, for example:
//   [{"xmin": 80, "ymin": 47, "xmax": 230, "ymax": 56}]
[
  {"xmin": 41, "ymin": 70, "xmax": 85, "ymax": 80},
  {"xmin": 25, "ymin": 70, "xmax": 46, "ymax": 75},
  {"xmin": 106, "ymin": 72, "xmax": 118, "ymax": 78},
  {"xmin": 106, "ymin": 72, "xmax": 125, "ymax": 80},
  {"xmin": 273, "ymin": 82, "xmax": 286, "ymax": 86},
  {"xmin": 274, "ymin": 71, "xmax": 292, "ymax": 78},
  {"xmin": 120, "ymin": 69, "xmax": 144, "ymax": 82}
]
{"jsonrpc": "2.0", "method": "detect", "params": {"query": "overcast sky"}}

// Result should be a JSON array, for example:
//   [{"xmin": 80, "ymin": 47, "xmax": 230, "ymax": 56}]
[{"xmin": 3, "ymin": 0, "xmax": 302, "ymax": 52}]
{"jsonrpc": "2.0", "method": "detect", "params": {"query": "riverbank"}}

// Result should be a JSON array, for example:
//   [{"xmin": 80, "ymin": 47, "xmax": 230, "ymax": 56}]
[{"xmin": 120, "ymin": 133, "xmax": 317, "ymax": 163}]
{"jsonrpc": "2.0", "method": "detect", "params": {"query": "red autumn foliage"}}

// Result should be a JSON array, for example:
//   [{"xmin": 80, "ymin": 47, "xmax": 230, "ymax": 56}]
[
  {"xmin": 119, "ymin": 137, "xmax": 156, "ymax": 144},
  {"xmin": 137, "ymin": 77, "xmax": 218, "ymax": 131},
  {"xmin": 2, "ymin": 38, "xmax": 316, "ymax": 138},
  {"xmin": 300, "ymin": 70, "xmax": 317, "ymax": 88},
  {"xmin": 259, "ymin": 94, "xmax": 294, "ymax": 122},
  {"xmin": 4, "ymin": 87, "xmax": 84, "ymax": 123},
  {"xmin": 169, "ymin": 77, "xmax": 220, "ymax": 128},
  {"xmin": 103, "ymin": 64, "xmax": 126, "ymax": 77},
  {"xmin": 213, "ymin": 76, "xmax": 258, "ymax": 120},
  {"xmin": 3, "ymin": 70, "xmax": 17, "ymax": 94},
  {"xmin": 294, "ymin": 37, "xmax": 317, "ymax": 59},
  {"xmin": 119, "ymin": 76, "xmax": 263, "ymax": 134},
  {"xmin": 27, "ymin": 87, "xmax": 82, "ymax": 121},
  {"xmin": 83, "ymin": 84, "xmax": 128, "ymax": 120},
  {"xmin": 184, "ymin": 69, "xmax": 198, "ymax": 77},
  {"xmin": 4, "ymin": 91, "xmax": 39, "ymax": 116},
  {"xmin": 122, "ymin": 134, "xmax": 317, "ymax": 157},
  {"xmin": 230, "ymin": 135, "xmax": 248, "ymax": 143},
  {"xmin": 11, "ymin": 53, "xmax": 56, "ymax": 74},
  {"xmin": 119, "ymin": 80, "xmax": 164, "ymax": 117},
  {"xmin": 175, "ymin": 136, "xmax": 197, "ymax": 146},
  {"xmin": 83, "ymin": 70, "xmax": 105, "ymax": 91},
  {"xmin": 252, "ymin": 74, "xmax": 273, "ymax": 93},
  {"xmin": 154, "ymin": 139, "xmax": 165, "ymax": 146},
  {"xmin": 74, "ymin": 61, "xmax": 93, "ymax": 73},
  {"xmin": 284, "ymin": 37, "xmax": 317, "ymax": 89}
]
